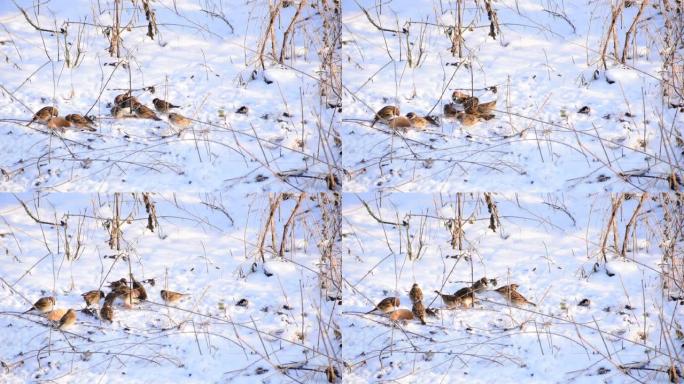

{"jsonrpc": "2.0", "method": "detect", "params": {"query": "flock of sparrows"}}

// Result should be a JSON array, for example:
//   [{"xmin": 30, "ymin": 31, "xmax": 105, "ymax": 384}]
[
  {"xmin": 22, "ymin": 274, "xmax": 190, "ymax": 330},
  {"xmin": 371, "ymin": 90, "xmax": 497, "ymax": 131},
  {"xmin": 366, "ymin": 277, "xmax": 536, "ymax": 325},
  {"xmin": 110, "ymin": 91, "xmax": 192, "ymax": 130},
  {"xmin": 26, "ymin": 91, "xmax": 192, "ymax": 134}
]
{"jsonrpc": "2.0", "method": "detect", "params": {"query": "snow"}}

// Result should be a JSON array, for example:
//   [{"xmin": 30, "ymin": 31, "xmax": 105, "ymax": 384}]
[
  {"xmin": 341, "ymin": 192, "xmax": 680, "ymax": 383},
  {"xmin": 341, "ymin": 0, "xmax": 682, "ymax": 192},
  {"xmin": 0, "ymin": 0, "xmax": 339, "ymax": 192},
  {"xmin": 0, "ymin": 192, "xmax": 341, "ymax": 383}
]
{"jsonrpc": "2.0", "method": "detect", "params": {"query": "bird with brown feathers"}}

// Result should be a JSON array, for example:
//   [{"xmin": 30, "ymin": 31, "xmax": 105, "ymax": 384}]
[
  {"xmin": 24, "ymin": 296, "xmax": 55, "ymax": 314},
  {"xmin": 130, "ymin": 275, "xmax": 147, "ymax": 300},
  {"xmin": 470, "ymin": 277, "xmax": 489, "ymax": 293},
  {"xmin": 65, "ymin": 114, "xmax": 97, "ymax": 131},
  {"xmin": 28, "ymin": 106, "xmax": 58, "ymax": 126},
  {"xmin": 168, "ymin": 113, "xmax": 192, "ymax": 129},
  {"xmin": 495, "ymin": 284, "xmax": 536, "ymax": 306},
  {"xmin": 160, "ymin": 289, "xmax": 190, "ymax": 305},
  {"xmin": 134, "ymin": 105, "xmax": 162, "ymax": 121},
  {"xmin": 435, "ymin": 290, "xmax": 474, "ymax": 309},
  {"xmin": 57, "ymin": 309, "xmax": 77, "ymax": 330},
  {"xmin": 412, "ymin": 301, "xmax": 427, "ymax": 325},
  {"xmin": 366, "ymin": 297, "xmax": 400, "ymax": 314},
  {"xmin": 371, "ymin": 105, "xmax": 400, "ymax": 127},
  {"xmin": 47, "ymin": 116, "xmax": 72, "ymax": 132},
  {"xmin": 409, "ymin": 283, "xmax": 423, "ymax": 303},
  {"xmin": 388, "ymin": 116, "xmax": 411, "ymax": 131},
  {"xmin": 82, "ymin": 290, "xmax": 105, "ymax": 307},
  {"xmin": 405, "ymin": 112, "xmax": 430, "ymax": 129},
  {"xmin": 100, "ymin": 304, "xmax": 114, "ymax": 322},
  {"xmin": 153, "ymin": 98, "xmax": 180, "ymax": 113},
  {"xmin": 389, "ymin": 308, "xmax": 414, "ymax": 322},
  {"xmin": 114, "ymin": 93, "xmax": 141, "ymax": 109}
]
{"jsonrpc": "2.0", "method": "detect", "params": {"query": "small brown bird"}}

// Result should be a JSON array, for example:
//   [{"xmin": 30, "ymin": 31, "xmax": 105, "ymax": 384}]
[
  {"xmin": 160, "ymin": 289, "xmax": 190, "ymax": 304},
  {"xmin": 108, "ymin": 278, "xmax": 128, "ymax": 289},
  {"xmin": 28, "ymin": 106, "xmax": 59, "ymax": 125},
  {"xmin": 65, "ymin": 114, "xmax": 97, "ymax": 131},
  {"xmin": 131, "ymin": 275, "xmax": 147, "ymax": 301},
  {"xmin": 389, "ymin": 308, "xmax": 415, "ymax": 322},
  {"xmin": 57, "ymin": 309, "xmax": 77, "ymax": 330},
  {"xmin": 409, "ymin": 283, "xmax": 423, "ymax": 303},
  {"xmin": 388, "ymin": 116, "xmax": 411, "ymax": 131},
  {"xmin": 114, "ymin": 93, "xmax": 141, "ymax": 109},
  {"xmin": 111, "ymin": 106, "xmax": 130, "ymax": 119},
  {"xmin": 435, "ymin": 290, "xmax": 473, "ymax": 309},
  {"xmin": 82, "ymin": 290, "xmax": 105, "ymax": 307},
  {"xmin": 371, "ymin": 105, "xmax": 400, "ymax": 127},
  {"xmin": 100, "ymin": 304, "xmax": 114, "ymax": 322},
  {"xmin": 456, "ymin": 112, "xmax": 480, "ymax": 127},
  {"xmin": 366, "ymin": 297, "xmax": 400, "ymax": 314},
  {"xmin": 167, "ymin": 113, "xmax": 192, "ymax": 129},
  {"xmin": 496, "ymin": 284, "xmax": 536, "ymax": 306},
  {"xmin": 46, "ymin": 308, "xmax": 67, "ymax": 322},
  {"xmin": 471, "ymin": 277, "xmax": 489, "ymax": 293},
  {"xmin": 444, "ymin": 103, "xmax": 460, "ymax": 117},
  {"xmin": 412, "ymin": 301, "xmax": 427, "ymax": 325},
  {"xmin": 24, "ymin": 296, "xmax": 55, "ymax": 314},
  {"xmin": 477, "ymin": 100, "xmax": 497, "ymax": 114},
  {"xmin": 104, "ymin": 291, "xmax": 120, "ymax": 306},
  {"xmin": 47, "ymin": 116, "xmax": 72, "ymax": 132},
  {"xmin": 405, "ymin": 112, "xmax": 429, "ymax": 129},
  {"xmin": 452, "ymin": 91, "xmax": 480, "ymax": 114},
  {"xmin": 153, "ymin": 98, "xmax": 180, "ymax": 113},
  {"xmin": 134, "ymin": 105, "xmax": 162, "ymax": 121}
]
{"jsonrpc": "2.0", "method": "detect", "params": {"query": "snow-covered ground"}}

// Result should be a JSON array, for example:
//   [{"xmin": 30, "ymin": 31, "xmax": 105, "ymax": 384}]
[
  {"xmin": 342, "ymin": 0, "xmax": 683, "ymax": 192},
  {"xmin": 342, "ymin": 192, "xmax": 681, "ymax": 383},
  {"xmin": 0, "ymin": 192, "xmax": 341, "ymax": 383},
  {"xmin": 0, "ymin": 0, "xmax": 340, "ymax": 192}
]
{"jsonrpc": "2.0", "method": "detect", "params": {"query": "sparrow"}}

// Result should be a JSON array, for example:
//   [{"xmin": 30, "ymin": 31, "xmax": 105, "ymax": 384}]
[
  {"xmin": 114, "ymin": 93, "xmax": 141, "ymax": 109},
  {"xmin": 46, "ymin": 308, "xmax": 67, "ymax": 322},
  {"xmin": 405, "ymin": 112, "xmax": 429, "ymax": 129},
  {"xmin": 434, "ymin": 290, "xmax": 473, "ymax": 309},
  {"xmin": 100, "ymin": 304, "xmax": 114, "ymax": 322},
  {"xmin": 57, "ymin": 309, "xmax": 77, "ymax": 330},
  {"xmin": 24, "ymin": 296, "xmax": 55, "ymax": 314},
  {"xmin": 111, "ymin": 105, "xmax": 131, "ymax": 119},
  {"xmin": 409, "ymin": 283, "xmax": 423, "ymax": 303},
  {"xmin": 167, "ymin": 113, "xmax": 192, "ymax": 129},
  {"xmin": 471, "ymin": 277, "xmax": 489, "ymax": 293},
  {"xmin": 366, "ymin": 297, "xmax": 400, "ymax": 314},
  {"xmin": 82, "ymin": 290, "xmax": 105, "ymax": 307},
  {"xmin": 456, "ymin": 112, "xmax": 480, "ymax": 127},
  {"xmin": 130, "ymin": 275, "xmax": 148, "ymax": 300},
  {"xmin": 47, "ymin": 116, "xmax": 72, "ymax": 132},
  {"xmin": 496, "ymin": 284, "xmax": 536, "ymax": 306},
  {"xmin": 134, "ymin": 105, "xmax": 162, "ymax": 121},
  {"xmin": 160, "ymin": 289, "xmax": 190, "ymax": 304},
  {"xmin": 108, "ymin": 278, "xmax": 128, "ymax": 290},
  {"xmin": 104, "ymin": 291, "xmax": 120, "ymax": 306},
  {"xmin": 443, "ymin": 103, "xmax": 461, "ymax": 117},
  {"xmin": 28, "ymin": 106, "xmax": 59, "ymax": 125},
  {"xmin": 65, "ymin": 114, "xmax": 97, "ymax": 131},
  {"xmin": 388, "ymin": 116, "xmax": 411, "ymax": 130},
  {"xmin": 389, "ymin": 308, "xmax": 414, "ymax": 322},
  {"xmin": 453, "ymin": 287, "xmax": 476, "ymax": 307},
  {"xmin": 452, "ymin": 91, "xmax": 480, "ymax": 114},
  {"xmin": 412, "ymin": 301, "xmax": 427, "ymax": 325},
  {"xmin": 153, "ymin": 98, "xmax": 180, "ymax": 113},
  {"xmin": 477, "ymin": 100, "xmax": 497, "ymax": 114},
  {"xmin": 371, "ymin": 105, "xmax": 400, "ymax": 127}
]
